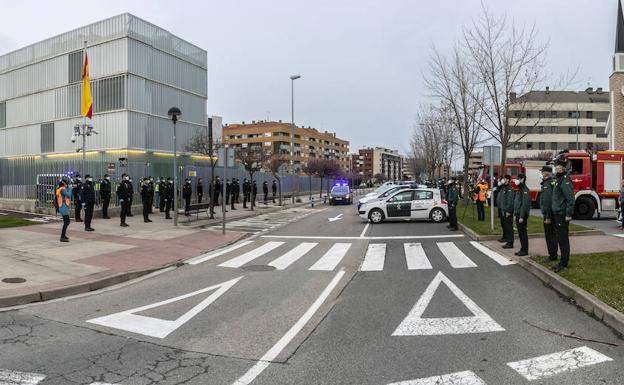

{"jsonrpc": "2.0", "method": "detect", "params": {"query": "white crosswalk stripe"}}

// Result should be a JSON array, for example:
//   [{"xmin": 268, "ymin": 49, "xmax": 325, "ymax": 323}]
[
  {"xmin": 469, "ymin": 241, "xmax": 516, "ymax": 266},
  {"xmin": 360, "ymin": 243, "xmax": 386, "ymax": 271},
  {"xmin": 0, "ymin": 369, "xmax": 46, "ymax": 384},
  {"xmin": 309, "ymin": 243, "xmax": 352, "ymax": 271},
  {"xmin": 404, "ymin": 243, "xmax": 432, "ymax": 270},
  {"xmin": 268, "ymin": 242, "xmax": 318, "ymax": 270},
  {"xmin": 388, "ymin": 370, "xmax": 487, "ymax": 385},
  {"xmin": 437, "ymin": 242, "xmax": 477, "ymax": 268},
  {"xmin": 218, "ymin": 241, "xmax": 285, "ymax": 268},
  {"xmin": 207, "ymin": 208, "xmax": 317, "ymax": 233}
]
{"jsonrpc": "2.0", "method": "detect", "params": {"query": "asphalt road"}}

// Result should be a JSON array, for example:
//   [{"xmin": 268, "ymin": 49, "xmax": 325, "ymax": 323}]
[{"xmin": 0, "ymin": 203, "xmax": 622, "ymax": 385}]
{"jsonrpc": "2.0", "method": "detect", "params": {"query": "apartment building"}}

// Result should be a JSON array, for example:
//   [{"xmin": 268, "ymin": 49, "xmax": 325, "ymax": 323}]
[{"xmin": 351, "ymin": 147, "xmax": 403, "ymax": 181}]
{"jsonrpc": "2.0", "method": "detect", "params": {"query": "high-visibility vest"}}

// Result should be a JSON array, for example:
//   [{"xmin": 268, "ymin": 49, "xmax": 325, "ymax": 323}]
[
  {"xmin": 56, "ymin": 187, "xmax": 70, "ymax": 208},
  {"xmin": 477, "ymin": 184, "xmax": 487, "ymax": 202}
]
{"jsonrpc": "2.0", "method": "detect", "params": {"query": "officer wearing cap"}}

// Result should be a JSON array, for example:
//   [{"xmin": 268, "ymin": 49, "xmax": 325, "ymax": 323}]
[
  {"xmin": 446, "ymin": 177, "xmax": 459, "ymax": 231},
  {"xmin": 513, "ymin": 173, "xmax": 530, "ymax": 256},
  {"xmin": 81, "ymin": 174, "xmax": 96, "ymax": 232},
  {"xmin": 100, "ymin": 174, "xmax": 112, "ymax": 219},
  {"xmin": 540, "ymin": 165, "xmax": 558, "ymax": 261},
  {"xmin": 117, "ymin": 173, "xmax": 132, "ymax": 227},
  {"xmin": 141, "ymin": 177, "xmax": 153, "ymax": 223},
  {"xmin": 552, "ymin": 159, "xmax": 575, "ymax": 273},
  {"xmin": 501, "ymin": 174, "xmax": 515, "ymax": 249}
]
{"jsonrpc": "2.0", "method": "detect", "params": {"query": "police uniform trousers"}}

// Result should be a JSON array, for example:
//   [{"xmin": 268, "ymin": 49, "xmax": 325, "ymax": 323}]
[
  {"xmin": 515, "ymin": 214, "xmax": 528, "ymax": 252},
  {"xmin": 554, "ymin": 213, "xmax": 570, "ymax": 267},
  {"xmin": 502, "ymin": 212, "xmax": 514, "ymax": 245},
  {"xmin": 84, "ymin": 203, "xmax": 94, "ymax": 229},
  {"xmin": 543, "ymin": 220, "xmax": 559, "ymax": 260}
]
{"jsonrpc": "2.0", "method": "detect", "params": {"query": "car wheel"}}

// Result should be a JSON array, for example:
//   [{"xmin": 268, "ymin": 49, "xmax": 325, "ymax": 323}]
[
  {"xmin": 369, "ymin": 208, "xmax": 385, "ymax": 224},
  {"xmin": 430, "ymin": 208, "xmax": 445, "ymax": 223}
]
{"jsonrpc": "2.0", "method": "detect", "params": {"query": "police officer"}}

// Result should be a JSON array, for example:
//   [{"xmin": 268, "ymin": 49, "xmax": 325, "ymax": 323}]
[
  {"xmin": 272, "ymin": 180, "xmax": 277, "ymax": 203},
  {"xmin": 540, "ymin": 165, "xmax": 558, "ymax": 261},
  {"xmin": 117, "ymin": 173, "xmax": 132, "ymax": 227},
  {"xmin": 141, "ymin": 177, "xmax": 153, "ymax": 223},
  {"xmin": 495, "ymin": 176, "xmax": 506, "ymax": 243},
  {"xmin": 243, "ymin": 178, "xmax": 250, "ymax": 208},
  {"xmin": 231, "ymin": 179, "xmax": 237, "ymax": 210},
  {"xmin": 164, "ymin": 177, "xmax": 174, "ymax": 219},
  {"xmin": 552, "ymin": 159, "xmax": 575, "ymax": 273},
  {"xmin": 446, "ymin": 178, "xmax": 458, "ymax": 231},
  {"xmin": 127, "ymin": 177, "xmax": 135, "ymax": 217},
  {"xmin": 148, "ymin": 176, "xmax": 155, "ymax": 214},
  {"xmin": 100, "ymin": 174, "xmax": 112, "ymax": 219},
  {"xmin": 263, "ymin": 181, "xmax": 269, "ymax": 204},
  {"xmin": 82, "ymin": 175, "xmax": 96, "ymax": 232},
  {"xmin": 225, "ymin": 179, "xmax": 231, "ymax": 205},
  {"xmin": 513, "ymin": 173, "xmax": 530, "ymax": 256},
  {"xmin": 73, "ymin": 173, "xmax": 83, "ymax": 222},
  {"xmin": 252, "ymin": 180, "xmax": 258, "ymax": 206},
  {"xmin": 233, "ymin": 178, "xmax": 240, "ymax": 204},
  {"xmin": 214, "ymin": 176, "xmax": 222, "ymax": 206},
  {"xmin": 502, "ymin": 175, "xmax": 515, "ymax": 249},
  {"xmin": 183, "ymin": 178, "xmax": 192, "ymax": 216},
  {"xmin": 197, "ymin": 178, "xmax": 204, "ymax": 204}
]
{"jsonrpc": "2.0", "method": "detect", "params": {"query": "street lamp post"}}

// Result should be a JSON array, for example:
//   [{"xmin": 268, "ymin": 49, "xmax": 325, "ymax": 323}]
[
  {"xmin": 168, "ymin": 107, "xmax": 181, "ymax": 227},
  {"xmin": 72, "ymin": 123, "xmax": 98, "ymax": 175},
  {"xmin": 290, "ymin": 75, "xmax": 301, "ymax": 174}
]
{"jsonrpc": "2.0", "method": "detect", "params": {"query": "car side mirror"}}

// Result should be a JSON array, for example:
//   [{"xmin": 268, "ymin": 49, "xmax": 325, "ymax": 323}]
[{"xmin": 387, "ymin": 198, "xmax": 395, "ymax": 203}]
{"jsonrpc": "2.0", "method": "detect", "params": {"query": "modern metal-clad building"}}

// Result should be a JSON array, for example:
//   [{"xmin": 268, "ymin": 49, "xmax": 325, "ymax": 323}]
[{"xmin": 0, "ymin": 13, "xmax": 208, "ymax": 188}]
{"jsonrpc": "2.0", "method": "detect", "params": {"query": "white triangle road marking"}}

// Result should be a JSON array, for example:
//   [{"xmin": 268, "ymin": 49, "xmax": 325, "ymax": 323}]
[
  {"xmin": 387, "ymin": 370, "xmax": 488, "ymax": 385},
  {"xmin": 0, "ymin": 369, "xmax": 46, "ymax": 385},
  {"xmin": 268, "ymin": 242, "xmax": 318, "ymax": 270},
  {"xmin": 218, "ymin": 241, "xmax": 284, "ymax": 268},
  {"xmin": 469, "ymin": 241, "xmax": 516, "ymax": 266},
  {"xmin": 437, "ymin": 242, "xmax": 477, "ymax": 268},
  {"xmin": 506, "ymin": 346, "xmax": 613, "ymax": 381},
  {"xmin": 188, "ymin": 241, "xmax": 254, "ymax": 265},
  {"xmin": 87, "ymin": 276, "xmax": 242, "ymax": 338},
  {"xmin": 360, "ymin": 243, "xmax": 386, "ymax": 271},
  {"xmin": 392, "ymin": 271, "xmax": 505, "ymax": 336},
  {"xmin": 309, "ymin": 243, "xmax": 352, "ymax": 271},
  {"xmin": 404, "ymin": 243, "xmax": 432, "ymax": 270}
]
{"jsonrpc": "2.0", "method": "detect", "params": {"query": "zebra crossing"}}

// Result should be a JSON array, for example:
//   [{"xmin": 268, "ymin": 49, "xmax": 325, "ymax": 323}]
[
  {"xmin": 204, "ymin": 208, "xmax": 317, "ymax": 233},
  {"xmin": 189, "ymin": 239, "xmax": 516, "ymax": 271}
]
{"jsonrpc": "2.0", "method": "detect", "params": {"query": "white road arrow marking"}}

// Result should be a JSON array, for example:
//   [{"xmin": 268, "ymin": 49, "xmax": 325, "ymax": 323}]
[
  {"xmin": 392, "ymin": 271, "xmax": 505, "ymax": 336},
  {"xmin": 328, "ymin": 213, "xmax": 343, "ymax": 222},
  {"xmin": 507, "ymin": 346, "xmax": 613, "ymax": 381},
  {"xmin": 0, "ymin": 369, "xmax": 46, "ymax": 384},
  {"xmin": 87, "ymin": 276, "xmax": 243, "ymax": 338},
  {"xmin": 387, "ymin": 370, "xmax": 488, "ymax": 385}
]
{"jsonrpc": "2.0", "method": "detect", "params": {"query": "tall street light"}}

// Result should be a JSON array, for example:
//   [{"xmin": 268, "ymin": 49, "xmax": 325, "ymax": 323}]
[
  {"xmin": 168, "ymin": 107, "xmax": 181, "ymax": 227},
  {"xmin": 290, "ymin": 74, "xmax": 301, "ymax": 174}
]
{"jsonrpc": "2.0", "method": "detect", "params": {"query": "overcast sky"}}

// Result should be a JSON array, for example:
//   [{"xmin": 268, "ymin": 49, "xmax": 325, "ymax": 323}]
[{"xmin": 0, "ymin": 0, "xmax": 617, "ymax": 155}]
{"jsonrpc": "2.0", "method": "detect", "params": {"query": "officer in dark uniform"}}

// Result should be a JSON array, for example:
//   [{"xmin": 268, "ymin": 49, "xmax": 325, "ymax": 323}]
[
  {"xmin": 100, "ymin": 174, "xmax": 112, "ymax": 219},
  {"xmin": 164, "ymin": 177, "xmax": 174, "ymax": 219},
  {"xmin": 117, "ymin": 173, "xmax": 132, "ymax": 227},
  {"xmin": 263, "ymin": 181, "xmax": 269, "ymax": 204},
  {"xmin": 214, "ymin": 177, "xmax": 222, "ymax": 206},
  {"xmin": 225, "ymin": 179, "xmax": 231, "ymax": 205},
  {"xmin": 252, "ymin": 180, "xmax": 258, "ymax": 206},
  {"xmin": 243, "ymin": 178, "xmax": 250, "ymax": 208},
  {"xmin": 73, "ymin": 174, "xmax": 83, "ymax": 222},
  {"xmin": 183, "ymin": 178, "xmax": 192, "ymax": 215},
  {"xmin": 148, "ymin": 176, "xmax": 155, "ymax": 213},
  {"xmin": 513, "ymin": 173, "xmax": 530, "ymax": 256},
  {"xmin": 495, "ymin": 176, "xmax": 506, "ymax": 243},
  {"xmin": 540, "ymin": 165, "xmax": 558, "ymax": 261},
  {"xmin": 82, "ymin": 175, "xmax": 96, "ymax": 231},
  {"xmin": 233, "ymin": 178, "xmax": 240, "ymax": 204},
  {"xmin": 502, "ymin": 175, "xmax": 515, "ymax": 249},
  {"xmin": 272, "ymin": 180, "xmax": 277, "ymax": 203},
  {"xmin": 197, "ymin": 178, "xmax": 204, "ymax": 204},
  {"xmin": 158, "ymin": 177, "xmax": 166, "ymax": 212},
  {"xmin": 446, "ymin": 178, "xmax": 458, "ymax": 231},
  {"xmin": 231, "ymin": 179, "xmax": 237, "ymax": 210},
  {"xmin": 552, "ymin": 159, "xmax": 575, "ymax": 273},
  {"xmin": 127, "ymin": 177, "xmax": 134, "ymax": 217},
  {"xmin": 141, "ymin": 178, "xmax": 153, "ymax": 223}
]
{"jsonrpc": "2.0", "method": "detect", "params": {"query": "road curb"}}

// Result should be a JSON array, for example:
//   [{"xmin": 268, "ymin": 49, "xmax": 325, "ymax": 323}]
[
  {"xmin": 459, "ymin": 223, "xmax": 604, "ymax": 241},
  {"xmin": 516, "ymin": 256, "xmax": 624, "ymax": 337}
]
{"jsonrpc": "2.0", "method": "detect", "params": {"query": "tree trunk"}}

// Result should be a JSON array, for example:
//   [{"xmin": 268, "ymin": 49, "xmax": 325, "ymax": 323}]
[
  {"xmin": 500, "ymin": 144, "xmax": 508, "ymax": 178},
  {"xmin": 463, "ymin": 153, "xmax": 471, "ymax": 203},
  {"xmin": 308, "ymin": 175, "xmax": 312, "ymax": 200}
]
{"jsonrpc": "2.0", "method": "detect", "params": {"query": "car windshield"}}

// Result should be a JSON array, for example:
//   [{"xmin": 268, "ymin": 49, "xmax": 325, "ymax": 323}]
[
  {"xmin": 331, "ymin": 186, "xmax": 349, "ymax": 194},
  {"xmin": 373, "ymin": 186, "xmax": 394, "ymax": 196}
]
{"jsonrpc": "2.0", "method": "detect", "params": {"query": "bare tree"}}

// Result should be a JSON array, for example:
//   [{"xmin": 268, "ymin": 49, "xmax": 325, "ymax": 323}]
[
  {"xmin": 267, "ymin": 154, "xmax": 289, "ymax": 206},
  {"xmin": 185, "ymin": 128, "xmax": 220, "ymax": 218},
  {"xmin": 426, "ymin": 46, "xmax": 484, "ymax": 201},
  {"xmin": 463, "ymin": 5, "xmax": 548, "ymax": 170},
  {"xmin": 236, "ymin": 145, "xmax": 271, "ymax": 211},
  {"xmin": 411, "ymin": 108, "xmax": 450, "ymax": 181}
]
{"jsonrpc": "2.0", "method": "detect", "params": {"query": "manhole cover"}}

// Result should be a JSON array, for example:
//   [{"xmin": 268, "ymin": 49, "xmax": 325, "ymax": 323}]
[
  {"xmin": 242, "ymin": 265, "xmax": 276, "ymax": 272},
  {"xmin": 2, "ymin": 277, "xmax": 26, "ymax": 284}
]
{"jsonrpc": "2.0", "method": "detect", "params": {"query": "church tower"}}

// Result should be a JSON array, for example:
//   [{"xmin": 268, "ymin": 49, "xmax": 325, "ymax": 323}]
[{"xmin": 609, "ymin": 0, "xmax": 624, "ymax": 150}]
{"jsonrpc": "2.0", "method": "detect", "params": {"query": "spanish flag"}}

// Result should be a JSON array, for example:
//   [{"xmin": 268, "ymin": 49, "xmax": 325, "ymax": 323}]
[{"xmin": 81, "ymin": 52, "xmax": 93, "ymax": 119}]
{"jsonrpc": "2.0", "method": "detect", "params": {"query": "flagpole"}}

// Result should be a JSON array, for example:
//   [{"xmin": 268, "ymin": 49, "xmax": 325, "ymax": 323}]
[{"xmin": 82, "ymin": 40, "xmax": 87, "ymax": 176}]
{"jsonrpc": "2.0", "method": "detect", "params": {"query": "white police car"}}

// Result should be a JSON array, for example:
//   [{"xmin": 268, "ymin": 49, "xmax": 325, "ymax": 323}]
[{"xmin": 358, "ymin": 188, "xmax": 448, "ymax": 223}]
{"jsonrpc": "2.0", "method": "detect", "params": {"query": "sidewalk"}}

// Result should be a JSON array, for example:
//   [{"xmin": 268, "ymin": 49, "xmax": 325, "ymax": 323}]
[
  {"xmin": 482, "ymin": 234, "xmax": 624, "ymax": 257},
  {"xmin": 0, "ymin": 204, "xmax": 269, "ymax": 307}
]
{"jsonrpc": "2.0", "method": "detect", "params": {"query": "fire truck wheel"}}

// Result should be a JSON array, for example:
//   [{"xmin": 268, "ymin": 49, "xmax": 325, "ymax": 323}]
[{"xmin": 574, "ymin": 196, "xmax": 595, "ymax": 220}]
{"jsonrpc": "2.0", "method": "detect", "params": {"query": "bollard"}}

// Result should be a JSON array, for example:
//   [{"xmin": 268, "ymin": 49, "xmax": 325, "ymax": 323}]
[
  {"xmin": 310, "ymin": 197, "xmax": 315, "ymax": 208},
  {"xmin": 323, "ymin": 195, "xmax": 327, "ymax": 205}
]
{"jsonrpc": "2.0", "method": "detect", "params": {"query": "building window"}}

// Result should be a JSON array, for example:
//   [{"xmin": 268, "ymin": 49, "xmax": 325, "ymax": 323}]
[
  {"xmin": 568, "ymin": 127, "xmax": 577, "ymax": 134},
  {"xmin": 538, "ymin": 111, "xmax": 545, "ymax": 118},
  {"xmin": 513, "ymin": 143, "xmax": 521, "ymax": 150},
  {"xmin": 551, "ymin": 111, "xmax": 558, "ymax": 118},
  {"xmin": 513, "ymin": 111, "xmax": 521, "ymax": 118},
  {"xmin": 0, "ymin": 102, "xmax": 5, "ymax": 128},
  {"xmin": 586, "ymin": 111, "xmax": 593, "ymax": 119},
  {"xmin": 40, "ymin": 123, "xmax": 54, "ymax": 153},
  {"xmin": 550, "ymin": 142, "xmax": 558, "ymax": 150},
  {"xmin": 568, "ymin": 142, "xmax": 578, "ymax": 150},
  {"xmin": 68, "ymin": 51, "xmax": 83, "ymax": 83},
  {"xmin": 539, "ymin": 142, "xmax": 546, "ymax": 150},
  {"xmin": 92, "ymin": 75, "xmax": 125, "ymax": 113},
  {"xmin": 526, "ymin": 112, "xmax": 532, "ymax": 118},
  {"xmin": 586, "ymin": 127, "xmax": 593, "ymax": 135},
  {"xmin": 526, "ymin": 143, "xmax": 533, "ymax": 150},
  {"xmin": 538, "ymin": 126, "xmax": 545, "ymax": 134}
]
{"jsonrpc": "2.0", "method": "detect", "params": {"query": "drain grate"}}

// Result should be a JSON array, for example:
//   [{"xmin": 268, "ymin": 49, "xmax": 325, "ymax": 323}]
[
  {"xmin": 242, "ymin": 265, "xmax": 276, "ymax": 272},
  {"xmin": 2, "ymin": 277, "xmax": 26, "ymax": 284}
]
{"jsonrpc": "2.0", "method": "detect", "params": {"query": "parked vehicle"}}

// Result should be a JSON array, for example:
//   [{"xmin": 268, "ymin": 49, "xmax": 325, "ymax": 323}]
[
  {"xmin": 329, "ymin": 183, "xmax": 352, "ymax": 205},
  {"xmin": 358, "ymin": 188, "xmax": 448, "ymax": 223},
  {"xmin": 357, "ymin": 184, "xmax": 416, "ymax": 210}
]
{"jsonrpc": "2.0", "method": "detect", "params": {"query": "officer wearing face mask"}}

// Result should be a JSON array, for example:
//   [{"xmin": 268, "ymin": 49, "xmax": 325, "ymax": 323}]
[
  {"xmin": 183, "ymin": 178, "xmax": 192, "ymax": 216},
  {"xmin": 127, "ymin": 177, "xmax": 134, "ymax": 217},
  {"xmin": 117, "ymin": 173, "xmax": 132, "ymax": 227},
  {"xmin": 164, "ymin": 177, "xmax": 174, "ymax": 219},
  {"xmin": 197, "ymin": 178, "xmax": 204, "ymax": 204},
  {"xmin": 100, "ymin": 174, "xmax": 112, "ymax": 219},
  {"xmin": 552, "ymin": 159, "xmax": 575, "ymax": 273},
  {"xmin": 81, "ymin": 175, "xmax": 96, "ymax": 231},
  {"xmin": 141, "ymin": 177, "xmax": 153, "ymax": 223},
  {"xmin": 540, "ymin": 165, "xmax": 558, "ymax": 261},
  {"xmin": 513, "ymin": 173, "xmax": 530, "ymax": 256},
  {"xmin": 501, "ymin": 174, "xmax": 515, "ymax": 249},
  {"xmin": 73, "ymin": 174, "xmax": 83, "ymax": 222},
  {"xmin": 148, "ymin": 176, "xmax": 155, "ymax": 214},
  {"xmin": 446, "ymin": 178, "xmax": 459, "ymax": 231},
  {"xmin": 496, "ymin": 176, "xmax": 507, "ymax": 243}
]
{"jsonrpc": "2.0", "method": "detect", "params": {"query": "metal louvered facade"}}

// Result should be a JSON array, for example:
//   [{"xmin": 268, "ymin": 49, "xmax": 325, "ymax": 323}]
[{"xmin": 0, "ymin": 13, "xmax": 207, "ymax": 159}]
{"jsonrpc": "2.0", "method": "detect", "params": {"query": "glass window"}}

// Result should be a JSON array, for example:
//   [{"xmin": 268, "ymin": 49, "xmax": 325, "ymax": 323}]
[
  {"xmin": 550, "ymin": 111, "xmax": 558, "ymax": 118},
  {"xmin": 40, "ymin": 123, "xmax": 54, "ymax": 153},
  {"xmin": 586, "ymin": 127, "xmax": 593, "ymax": 135},
  {"xmin": 0, "ymin": 102, "xmax": 5, "ymax": 128},
  {"xmin": 569, "ymin": 158, "xmax": 584, "ymax": 175},
  {"xmin": 390, "ymin": 190, "xmax": 414, "ymax": 202},
  {"xmin": 586, "ymin": 111, "xmax": 593, "ymax": 119},
  {"xmin": 539, "ymin": 142, "xmax": 546, "ymax": 150},
  {"xmin": 568, "ymin": 142, "xmax": 578, "ymax": 150},
  {"xmin": 93, "ymin": 75, "xmax": 125, "ymax": 113},
  {"xmin": 68, "ymin": 51, "xmax": 82, "ymax": 83},
  {"xmin": 538, "ymin": 111, "xmax": 545, "ymax": 118},
  {"xmin": 513, "ymin": 111, "xmax": 521, "ymax": 117},
  {"xmin": 550, "ymin": 142, "xmax": 558, "ymax": 150},
  {"xmin": 414, "ymin": 190, "xmax": 433, "ymax": 200},
  {"xmin": 526, "ymin": 143, "xmax": 533, "ymax": 150},
  {"xmin": 568, "ymin": 127, "xmax": 576, "ymax": 134}
]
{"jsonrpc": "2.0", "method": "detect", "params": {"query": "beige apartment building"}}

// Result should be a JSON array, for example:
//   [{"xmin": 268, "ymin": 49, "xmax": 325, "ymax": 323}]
[{"xmin": 222, "ymin": 120, "xmax": 350, "ymax": 171}]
